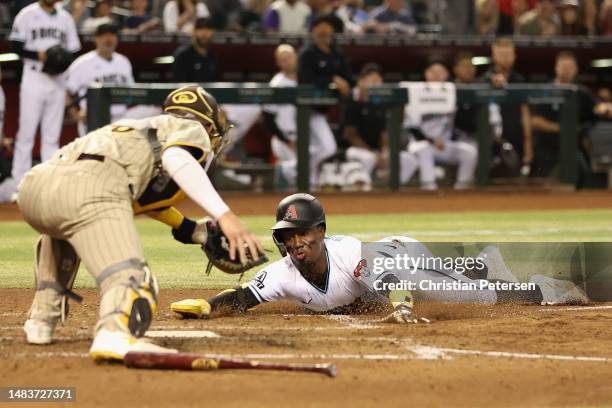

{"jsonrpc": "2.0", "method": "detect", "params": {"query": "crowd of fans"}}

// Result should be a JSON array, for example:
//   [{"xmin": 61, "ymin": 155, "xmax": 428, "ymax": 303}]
[{"xmin": 3, "ymin": 0, "xmax": 612, "ymax": 36}]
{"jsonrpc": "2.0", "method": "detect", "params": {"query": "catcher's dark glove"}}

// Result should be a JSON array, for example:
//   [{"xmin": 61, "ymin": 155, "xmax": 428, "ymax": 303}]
[
  {"xmin": 203, "ymin": 219, "xmax": 268, "ymax": 275},
  {"xmin": 42, "ymin": 45, "xmax": 73, "ymax": 75}
]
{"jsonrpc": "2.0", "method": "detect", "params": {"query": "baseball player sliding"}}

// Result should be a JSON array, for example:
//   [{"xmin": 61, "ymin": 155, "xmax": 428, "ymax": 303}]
[
  {"xmin": 172, "ymin": 194, "xmax": 588, "ymax": 322},
  {"xmin": 18, "ymin": 85, "xmax": 264, "ymax": 361},
  {"xmin": 1, "ymin": 0, "xmax": 81, "ymax": 202}
]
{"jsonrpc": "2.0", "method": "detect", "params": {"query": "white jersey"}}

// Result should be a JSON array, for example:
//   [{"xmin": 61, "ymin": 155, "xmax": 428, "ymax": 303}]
[
  {"xmin": 248, "ymin": 236, "xmax": 368, "ymax": 312},
  {"xmin": 67, "ymin": 50, "xmax": 134, "ymax": 123},
  {"xmin": 9, "ymin": 2, "xmax": 80, "ymax": 81},
  {"xmin": 264, "ymin": 72, "xmax": 297, "ymax": 141}
]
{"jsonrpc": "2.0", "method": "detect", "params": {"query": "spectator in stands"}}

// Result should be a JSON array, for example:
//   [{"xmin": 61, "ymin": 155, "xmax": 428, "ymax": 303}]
[
  {"xmin": 124, "ymin": 0, "xmax": 159, "ymax": 33},
  {"xmin": 453, "ymin": 52, "xmax": 479, "ymax": 146},
  {"xmin": 583, "ymin": 0, "xmax": 599, "ymax": 36},
  {"xmin": 558, "ymin": 0, "xmax": 587, "ymax": 35},
  {"xmin": 335, "ymin": 0, "xmax": 370, "ymax": 34},
  {"xmin": 475, "ymin": 0, "xmax": 499, "ymax": 35},
  {"xmin": 369, "ymin": 0, "xmax": 417, "ymax": 34},
  {"xmin": 516, "ymin": 0, "xmax": 560, "ymax": 36},
  {"xmin": 82, "ymin": 0, "xmax": 116, "ymax": 34},
  {"xmin": 298, "ymin": 14, "xmax": 352, "ymax": 185},
  {"xmin": 307, "ymin": 0, "xmax": 345, "ymax": 32},
  {"xmin": 163, "ymin": 0, "xmax": 209, "ymax": 34},
  {"xmin": 342, "ymin": 63, "xmax": 389, "ymax": 186},
  {"xmin": 239, "ymin": 0, "xmax": 270, "ymax": 32},
  {"xmin": 530, "ymin": 51, "xmax": 612, "ymax": 177},
  {"xmin": 67, "ymin": 0, "xmax": 90, "ymax": 29},
  {"xmin": 172, "ymin": 17, "xmax": 219, "ymax": 81},
  {"xmin": 400, "ymin": 61, "xmax": 477, "ymax": 190},
  {"xmin": 442, "ymin": 0, "xmax": 476, "ymax": 34},
  {"xmin": 601, "ymin": 0, "xmax": 612, "ymax": 35},
  {"xmin": 262, "ymin": 0, "xmax": 311, "ymax": 33},
  {"xmin": 206, "ymin": 0, "xmax": 243, "ymax": 30},
  {"xmin": 482, "ymin": 37, "xmax": 533, "ymax": 167},
  {"xmin": 495, "ymin": 0, "xmax": 536, "ymax": 35}
]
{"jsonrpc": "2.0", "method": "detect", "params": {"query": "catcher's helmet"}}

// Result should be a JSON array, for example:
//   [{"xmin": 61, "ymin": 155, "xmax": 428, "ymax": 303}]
[
  {"xmin": 163, "ymin": 85, "xmax": 231, "ymax": 154},
  {"xmin": 271, "ymin": 193, "xmax": 326, "ymax": 256}
]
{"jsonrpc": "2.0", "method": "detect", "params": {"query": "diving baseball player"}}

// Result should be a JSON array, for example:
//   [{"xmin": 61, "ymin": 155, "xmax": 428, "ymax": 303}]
[
  {"xmin": 172, "ymin": 194, "xmax": 588, "ymax": 322},
  {"xmin": 18, "ymin": 85, "xmax": 264, "ymax": 361},
  {"xmin": 262, "ymin": 44, "xmax": 339, "ymax": 187},
  {"xmin": 0, "ymin": 0, "xmax": 81, "ymax": 202},
  {"xmin": 66, "ymin": 23, "xmax": 134, "ymax": 137}
]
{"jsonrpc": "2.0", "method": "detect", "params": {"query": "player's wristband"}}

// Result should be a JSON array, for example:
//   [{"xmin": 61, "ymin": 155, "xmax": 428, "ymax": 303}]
[{"xmin": 172, "ymin": 217, "xmax": 197, "ymax": 244}]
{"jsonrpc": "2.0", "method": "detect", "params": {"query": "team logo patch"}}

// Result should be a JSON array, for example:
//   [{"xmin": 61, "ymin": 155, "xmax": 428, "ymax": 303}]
[
  {"xmin": 254, "ymin": 271, "xmax": 267, "ymax": 290},
  {"xmin": 284, "ymin": 205, "xmax": 298, "ymax": 221},
  {"xmin": 171, "ymin": 91, "xmax": 198, "ymax": 104},
  {"xmin": 353, "ymin": 259, "xmax": 367, "ymax": 278}
]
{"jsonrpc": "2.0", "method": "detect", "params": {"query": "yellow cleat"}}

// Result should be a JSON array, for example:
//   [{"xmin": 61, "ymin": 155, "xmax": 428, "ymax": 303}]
[
  {"xmin": 170, "ymin": 298, "xmax": 211, "ymax": 319},
  {"xmin": 89, "ymin": 329, "xmax": 177, "ymax": 362}
]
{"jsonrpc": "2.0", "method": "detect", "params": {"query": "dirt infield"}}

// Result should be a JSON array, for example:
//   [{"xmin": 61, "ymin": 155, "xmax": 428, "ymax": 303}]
[
  {"xmin": 1, "ymin": 190, "xmax": 612, "ymax": 220},
  {"xmin": 3, "ymin": 190, "xmax": 612, "ymax": 407},
  {"xmin": 1, "ymin": 288, "xmax": 612, "ymax": 407}
]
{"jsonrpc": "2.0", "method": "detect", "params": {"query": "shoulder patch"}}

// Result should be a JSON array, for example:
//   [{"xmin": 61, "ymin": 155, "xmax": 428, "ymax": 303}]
[{"xmin": 253, "ymin": 271, "xmax": 267, "ymax": 290}]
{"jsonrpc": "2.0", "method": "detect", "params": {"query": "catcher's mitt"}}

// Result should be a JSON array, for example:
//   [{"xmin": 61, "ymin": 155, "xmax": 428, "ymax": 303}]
[
  {"xmin": 42, "ymin": 45, "xmax": 73, "ymax": 75},
  {"xmin": 202, "ymin": 219, "xmax": 268, "ymax": 275}
]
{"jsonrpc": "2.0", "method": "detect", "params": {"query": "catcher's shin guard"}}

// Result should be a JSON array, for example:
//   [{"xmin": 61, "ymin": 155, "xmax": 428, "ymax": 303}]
[
  {"xmin": 26, "ymin": 236, "xmax": 82, "ymax": 337},
  {"xmin": 95, "ymin": 259, "xmax": 159, "ymax": 337}
]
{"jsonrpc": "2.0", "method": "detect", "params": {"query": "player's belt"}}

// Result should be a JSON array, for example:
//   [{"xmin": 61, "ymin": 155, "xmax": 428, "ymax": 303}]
[{"xmin": 77, "ymin": 153, "xmax": 105, "ymax": 162}]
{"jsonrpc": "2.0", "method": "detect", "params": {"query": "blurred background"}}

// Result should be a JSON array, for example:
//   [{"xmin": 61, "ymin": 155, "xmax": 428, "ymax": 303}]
[{"xmin": 1, "ymin": 0, "xmax": 611, "ymax": 193}]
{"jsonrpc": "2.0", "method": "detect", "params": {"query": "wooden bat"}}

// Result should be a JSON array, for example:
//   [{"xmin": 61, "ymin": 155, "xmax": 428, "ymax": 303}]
[{"xmin": 124, "ymin": 351, "xmax": 337, "ymax": 378}]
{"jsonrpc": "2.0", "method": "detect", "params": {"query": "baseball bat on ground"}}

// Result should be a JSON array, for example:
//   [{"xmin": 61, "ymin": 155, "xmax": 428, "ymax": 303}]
[{"xmin": 124, "ymin": 351, "xmax": 337, "ymax": 378}]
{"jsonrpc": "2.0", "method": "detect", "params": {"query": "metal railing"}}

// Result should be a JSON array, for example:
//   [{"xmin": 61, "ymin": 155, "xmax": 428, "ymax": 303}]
[{"xmin": 87, "ymin": 82, "xmax": 578, "ymax": 191}]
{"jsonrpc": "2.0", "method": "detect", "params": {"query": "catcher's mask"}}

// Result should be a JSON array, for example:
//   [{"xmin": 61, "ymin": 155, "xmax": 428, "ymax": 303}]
[
  {"xmin": 163, "ymin": 85, "xmax": 233, "ymax": 157},
  {"xmin": 271, "ymin": 193, "xmax": 326, "ymax": 256}
]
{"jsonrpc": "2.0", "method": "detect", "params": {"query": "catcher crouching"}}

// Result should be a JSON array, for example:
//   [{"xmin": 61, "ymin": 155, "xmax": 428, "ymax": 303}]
[{"xmin": 17, "ymin": 85, "xmax": 264, "ymax": 361}]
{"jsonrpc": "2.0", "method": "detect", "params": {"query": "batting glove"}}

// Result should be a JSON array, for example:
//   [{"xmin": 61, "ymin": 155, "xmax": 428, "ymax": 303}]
[{"xmin": 381, "ymin": 304, "xmax": 430, "ymax": 324}]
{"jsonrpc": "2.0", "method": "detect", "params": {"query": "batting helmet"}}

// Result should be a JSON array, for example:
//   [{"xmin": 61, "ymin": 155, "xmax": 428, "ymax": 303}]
[
  {"xmin": 163, "ymin": 85, "xmax": 231, "ymax": 154},
  {"xmin": 42, "ymin": 45, "xmax": 73, "ymax": 76},
  {"xmin": 271, "ymin": 194, "xmax": 326, "ymax": 256}
]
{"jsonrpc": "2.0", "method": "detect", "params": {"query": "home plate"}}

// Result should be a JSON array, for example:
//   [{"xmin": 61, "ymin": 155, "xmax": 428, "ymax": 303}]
[{"xmin": 145, "ymin": 330, "xmax": 220, "ymax": 339}]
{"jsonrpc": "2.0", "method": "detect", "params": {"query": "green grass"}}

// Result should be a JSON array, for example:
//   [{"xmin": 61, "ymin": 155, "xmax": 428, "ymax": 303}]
[{"xmin": 1, "ymin": 209, "xmax": 612, "ymax": 289}]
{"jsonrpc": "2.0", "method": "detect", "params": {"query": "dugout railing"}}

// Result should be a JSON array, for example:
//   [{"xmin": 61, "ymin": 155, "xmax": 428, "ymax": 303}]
[{"xmin": 87, "ymin": 83, "xmax": 578, "ymax": 192}]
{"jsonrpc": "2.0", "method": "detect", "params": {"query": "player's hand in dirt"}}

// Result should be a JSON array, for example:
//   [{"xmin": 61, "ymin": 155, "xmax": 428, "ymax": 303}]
[
  {"xmin": 380, "ymin": 304, "xmax": 430, "ymax": 324},
  {"xmin": 217, "ymin": 211, "xmax": 264, "ymax": 264}
]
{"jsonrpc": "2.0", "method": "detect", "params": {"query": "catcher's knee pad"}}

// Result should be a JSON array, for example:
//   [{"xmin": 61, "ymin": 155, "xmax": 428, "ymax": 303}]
[
  {"xmin": 96, "ymin": 259, "xmax": 158, "ymax": 337},
  {"xmin": 30, "ymin": 236, "xmax": 82, "ymax": 323}
]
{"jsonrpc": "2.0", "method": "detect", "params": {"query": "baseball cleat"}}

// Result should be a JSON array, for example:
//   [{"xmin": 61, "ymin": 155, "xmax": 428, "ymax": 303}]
[
  {"xmin": 480, "ymin": 246, "xmax": 519, "ymax": 283},
  {"xmin": 89, "ymin": 329, "xmax": 177, "ymax": 362},
  {"xmin": 23, "ymin": 319, "xmax": 55, "ymax": 345},
  {"xmin": 170, "ymin": 298, "xmax": 211, "ymax": 319},
  {"xmin": 529, "ymin": 274, "xmax": 589, "ymax": 305}
]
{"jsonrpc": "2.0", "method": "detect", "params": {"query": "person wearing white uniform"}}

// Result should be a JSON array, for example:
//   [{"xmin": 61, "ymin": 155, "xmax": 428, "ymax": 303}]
[
  {"xmin": 171, "ymin": 194, "xmax": 589, "ymax": 322},
  {"xmin": 264, "ymin": 43, "xmax": 341, "ymax": 187},
  {"xmin": 66, "ymin": 23, "xmax": 134, "ymax": 137},
  {"xmin": 400, "ymin": 62, "xmax": 478, "ymax": 190},
  {"xmin": 0, "ymin": 0, "xmax": 81, "ymax": 202}
]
